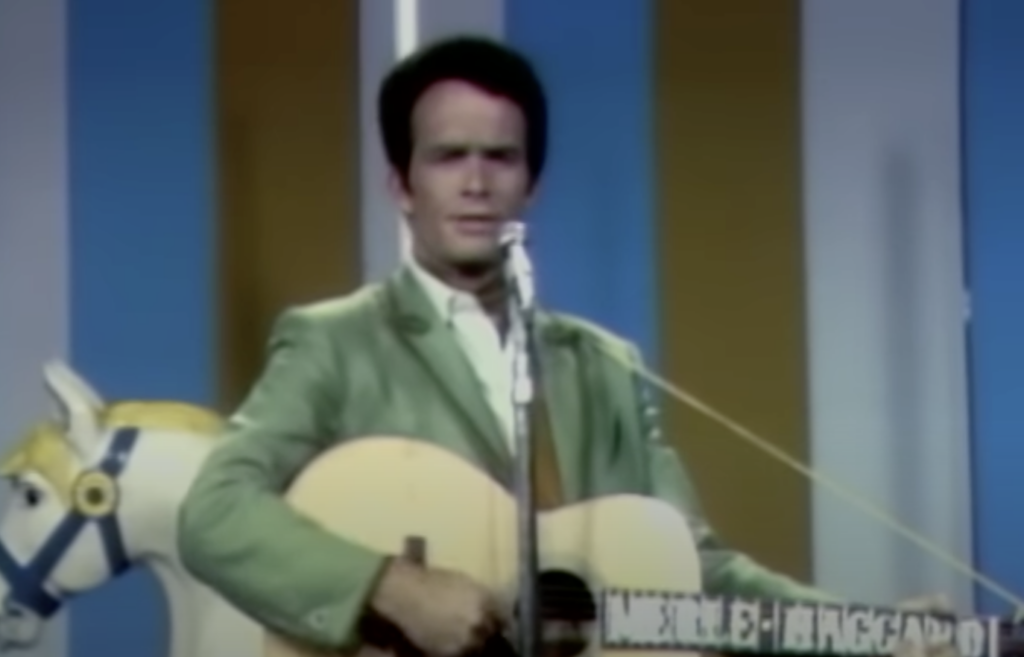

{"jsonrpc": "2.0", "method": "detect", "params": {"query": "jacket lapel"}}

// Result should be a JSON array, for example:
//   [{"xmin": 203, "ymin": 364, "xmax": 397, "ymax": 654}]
[
  {"xmin": 383, "ymin": 267, "xmax": 511, "ymax": 476},
  {"xmin": 535, "ymin": 314, "xmax": 587, "ymax": 502}
]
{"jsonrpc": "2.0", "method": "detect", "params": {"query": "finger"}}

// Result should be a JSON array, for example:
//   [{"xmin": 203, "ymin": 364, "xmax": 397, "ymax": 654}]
[
  {"xmin": 893, "ymin": 639, "xmax": 925, "ymax": 657},
  {"xmin": 465, "ymin": 622, "xmax": 494, "ymax": 655},
  {"xmin": 487, "ymin": 600, "xmax": 510, "ymax": 628},
  {"xmin": 924, "ymin": 593, "xmax": 952, "ymax": 612},
  {"xmin": 899, "ymin": 594, "xmax": 953, "ymax": 613},
  {"xmin": 468, "ymin": 610, "xmax": 499, "ymax": 642},
  {"xmin": 484, "ymin": 611, "xmax": 505, "ymax": 636}
]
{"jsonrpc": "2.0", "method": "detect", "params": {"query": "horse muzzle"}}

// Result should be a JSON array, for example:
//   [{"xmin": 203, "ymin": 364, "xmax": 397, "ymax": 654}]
[{"xmin": 0, "ymin": 599, "xmax": 43, "ymax": 650}]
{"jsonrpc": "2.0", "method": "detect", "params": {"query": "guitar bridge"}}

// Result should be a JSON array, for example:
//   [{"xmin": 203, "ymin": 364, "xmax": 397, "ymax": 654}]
[{"xmin": 403, "ymin": 535, "xmax": 427, "ymax": 566}]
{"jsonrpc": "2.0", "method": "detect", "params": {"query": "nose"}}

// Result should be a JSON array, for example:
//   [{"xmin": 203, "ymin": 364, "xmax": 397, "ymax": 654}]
[
  {"xmin": 0, "ymin": 599, "xmax": 39, "ymax": 650},
  {"xmin": 3, "ymin": 603, "xmax": 25, "ymax": 620},
  {"xmin": 462, "ymin": 158, "xmax": 489, "ymax": 197}
]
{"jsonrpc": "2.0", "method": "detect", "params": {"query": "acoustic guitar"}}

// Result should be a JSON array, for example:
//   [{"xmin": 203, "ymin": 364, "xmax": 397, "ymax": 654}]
[{"xmin": 264, "ymin": 436, "xmax": 1010, "ymax": 657}]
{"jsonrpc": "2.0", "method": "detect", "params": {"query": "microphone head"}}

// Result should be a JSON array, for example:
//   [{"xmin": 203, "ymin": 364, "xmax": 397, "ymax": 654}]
[{"xmin": 499, "ymin": 220, "xmax": 527, "ymax": 248}]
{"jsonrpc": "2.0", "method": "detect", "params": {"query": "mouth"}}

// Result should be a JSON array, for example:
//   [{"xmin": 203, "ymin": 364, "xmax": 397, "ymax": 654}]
[
  {"xmin": 452, "ymin": 214, "xmax": 501, "ymax": 238},
  {"xmin": 0, "ymin": 604, "xmax": 41, "ymax": 649}
]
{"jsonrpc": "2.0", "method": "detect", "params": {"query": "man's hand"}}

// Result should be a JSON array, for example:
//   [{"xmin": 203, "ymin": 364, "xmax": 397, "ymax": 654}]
[
  {"xmin": 369, "ymin": 558, "xmax": 505, "ymax": 657},
  {"xmin": 894, "ymin": 594, "xmax": 958, "ymax": 657}
]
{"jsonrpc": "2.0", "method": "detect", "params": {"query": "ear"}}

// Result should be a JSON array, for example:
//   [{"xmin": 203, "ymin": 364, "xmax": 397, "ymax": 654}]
[
  {"xmin": 523, "ymin": 177, "xmax": 541, "ymax": 211},
  {"xmin": 386, "ymin": 168, "xmax": 413, "ymax": 217},
  {"xmin": 46, "ymin": 359, "xmax": 104, "ymax": 409},
  {"xmin": 42, "ymin": 359, "xmax": 103, "ymax": 460}
]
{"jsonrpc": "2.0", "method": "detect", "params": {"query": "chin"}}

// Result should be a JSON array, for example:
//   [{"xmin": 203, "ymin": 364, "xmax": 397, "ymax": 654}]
[
  {"xmin": 453, "ymin": 245, "xmax": 501, "ymax": 263},
  {"xmin": 448, "ymin": 251, "xmax": 501, "ymax": 273}
]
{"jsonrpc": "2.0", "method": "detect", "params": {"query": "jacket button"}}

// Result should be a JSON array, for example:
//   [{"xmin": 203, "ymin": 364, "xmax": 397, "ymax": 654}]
[{"xmin": 307, "ymin": 609, "xmax": 329, "ymax": 629}]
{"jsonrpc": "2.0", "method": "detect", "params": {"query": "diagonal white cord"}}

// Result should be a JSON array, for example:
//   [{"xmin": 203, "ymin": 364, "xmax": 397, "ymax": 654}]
[{"xmin": 593, "ymin": 341, "xmax": 1024, "ymax": 613}]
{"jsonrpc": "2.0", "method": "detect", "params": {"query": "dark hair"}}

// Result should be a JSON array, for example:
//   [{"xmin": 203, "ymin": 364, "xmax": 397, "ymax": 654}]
[{"xmin": 377, "ymin": 35, "xmax": 548, "ymax": 185}]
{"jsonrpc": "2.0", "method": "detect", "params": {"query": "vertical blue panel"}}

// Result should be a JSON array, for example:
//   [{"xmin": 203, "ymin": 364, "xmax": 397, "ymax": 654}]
[
  {"xmin": 962, "ymin": 0, "xmax": 1024, "ymax": 616},
  {"xmin": 68, "ymin": 0, "xmax": 214, "ymax": 655},
  {"xmin": 504, "ymin": 0, "xmax": 657, "ymax": 360}
]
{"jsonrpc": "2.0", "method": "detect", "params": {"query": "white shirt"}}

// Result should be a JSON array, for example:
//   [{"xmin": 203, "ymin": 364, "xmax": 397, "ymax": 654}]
[{"xmin": 407, "ymin": 258, "xmax": 516, "ymax": 450}]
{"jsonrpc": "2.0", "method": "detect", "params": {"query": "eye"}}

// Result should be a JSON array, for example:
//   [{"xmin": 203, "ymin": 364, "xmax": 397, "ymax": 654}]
[
  {"xmin": 21, "ymin": 486, "xmax": 42, "ymax": 507},
  {"xmin": 484, "ymin": 147, "xmax": 520, "ymax": 163}
]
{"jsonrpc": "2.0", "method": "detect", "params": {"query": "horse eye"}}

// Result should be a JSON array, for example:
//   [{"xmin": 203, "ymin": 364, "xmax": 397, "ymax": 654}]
[{"xmin": 22, "ymin": 488, "xmax": 41, "ymax": 507}]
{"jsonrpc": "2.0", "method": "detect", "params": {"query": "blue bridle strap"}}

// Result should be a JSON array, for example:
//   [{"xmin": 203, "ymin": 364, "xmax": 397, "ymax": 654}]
[{"xmin": 0, "ymin": 427, "xmax": 139, "ymax": 618}]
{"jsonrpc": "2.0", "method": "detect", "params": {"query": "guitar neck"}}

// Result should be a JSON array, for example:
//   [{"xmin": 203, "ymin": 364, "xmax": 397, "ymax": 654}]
[{"xmin": 600, "ymin": 589, "xmax": 1013, "ymax": 657}]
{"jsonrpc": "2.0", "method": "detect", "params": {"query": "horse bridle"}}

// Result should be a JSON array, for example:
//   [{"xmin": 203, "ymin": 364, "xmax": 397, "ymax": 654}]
[{"xmin": 0, "ymin": 427, "xmax": 139, "ymax": 618}]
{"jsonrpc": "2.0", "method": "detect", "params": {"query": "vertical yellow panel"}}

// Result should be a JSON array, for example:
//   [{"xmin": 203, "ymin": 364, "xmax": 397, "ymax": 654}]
[
  {"xmin": 655, "ymin": 1, "xmax": 811, "ymax": 579},
  {"xmin": 216, "ymin": 1, "xmax": 362, "ymax": 408}
]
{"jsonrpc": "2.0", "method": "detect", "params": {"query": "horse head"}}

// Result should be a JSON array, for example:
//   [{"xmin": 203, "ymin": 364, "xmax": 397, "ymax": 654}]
[{"xmin": 0, "ymin": 359, "xmax": 223, "ymax": 650}]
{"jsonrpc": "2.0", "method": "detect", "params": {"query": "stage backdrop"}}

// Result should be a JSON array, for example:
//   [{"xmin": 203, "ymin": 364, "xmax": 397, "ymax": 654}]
[{"xmin": 2, "ymin": 1, "xmax": 1024, "ymax": 656}]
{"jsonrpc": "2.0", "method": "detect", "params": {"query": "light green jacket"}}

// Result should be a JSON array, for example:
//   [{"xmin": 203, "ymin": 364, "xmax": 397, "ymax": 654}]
[{"xmin": 177, "ymin": 266, "xmax": 836, "ymax": 651}]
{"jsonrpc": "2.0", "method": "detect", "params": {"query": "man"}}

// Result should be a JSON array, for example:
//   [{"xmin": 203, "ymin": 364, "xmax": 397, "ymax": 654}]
[{"xmin": 177, "ymin": 35, "xmax": 948, "ymax": 657}]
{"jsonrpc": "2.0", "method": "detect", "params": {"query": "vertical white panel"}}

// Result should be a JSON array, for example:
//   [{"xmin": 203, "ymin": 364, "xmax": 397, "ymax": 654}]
[
  {"xmin": 0, "ymin": 0, "xmax": 70, "ymax": 656},
  {"xmin": 801, "ymin": 0, "xmax": 973, "ymax": 609},
  {"xmin": 358, "ymin": 0, "xmax": 505, "ymax": 282}
]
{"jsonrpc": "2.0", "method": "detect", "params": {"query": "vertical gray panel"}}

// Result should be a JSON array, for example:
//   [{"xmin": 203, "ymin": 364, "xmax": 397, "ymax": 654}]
[
  {"xmin": 360, "ymin": 0, "xmax": 403, "ymax": 282},
  {"xmin": 417, "ymin": 0, "xmax": 504, "ymax": 44},
  {"xmin": 801, "ymin": 0, "xmax": 973, "ymax": 609},
  {"xmin": 0, "ymin": 0, "xmax": 70, "ymax": 656},
  {"xmin": 358, "ymin": 0, "xmax": 505, "ymax": 283}
]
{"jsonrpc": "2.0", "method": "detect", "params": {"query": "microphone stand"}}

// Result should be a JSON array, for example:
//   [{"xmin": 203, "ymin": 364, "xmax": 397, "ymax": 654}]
[{"xmin": 501, "ymin": 221, "xmax": 540, "ymax": 657}]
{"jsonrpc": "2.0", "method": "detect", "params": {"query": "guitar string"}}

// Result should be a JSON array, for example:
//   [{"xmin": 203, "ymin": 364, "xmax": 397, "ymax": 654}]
[{"xmin": 591, "ymin": 342, "xmax": 1024, "ymax": 613}]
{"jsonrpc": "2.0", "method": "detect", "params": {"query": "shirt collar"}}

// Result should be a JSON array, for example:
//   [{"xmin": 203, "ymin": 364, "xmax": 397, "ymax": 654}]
[{"xmin": 406, "ymin": 256, "xmax": 484, "ymax": 323}]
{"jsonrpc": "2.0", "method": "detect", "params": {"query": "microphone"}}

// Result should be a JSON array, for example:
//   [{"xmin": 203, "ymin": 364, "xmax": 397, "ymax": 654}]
[
  {"xmin": 499, "ymin": 220, "xmax": 535, "ymax": 313},
  {"xmin": 498, "ymin": 218, "xmax": 541, "ymax": 657}
]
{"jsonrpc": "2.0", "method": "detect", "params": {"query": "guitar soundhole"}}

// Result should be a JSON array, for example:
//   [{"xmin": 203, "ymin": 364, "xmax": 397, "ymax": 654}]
[{"xmin": 521, "ymin": 569, "xmax": 597, "ymax": 657}]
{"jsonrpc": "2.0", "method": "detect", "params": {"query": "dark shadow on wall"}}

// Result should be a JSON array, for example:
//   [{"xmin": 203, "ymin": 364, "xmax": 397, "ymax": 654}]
[
  {"xmin": 879, "ymin": 145, "xmax": 930, "ymax": 594},
  {"xmin": 654, "ymin": 0, "xmax": 812, "ymax": 582},
  {"xmin": 215, "ymin": 0, "xmax": 362, "ymax": 410}
]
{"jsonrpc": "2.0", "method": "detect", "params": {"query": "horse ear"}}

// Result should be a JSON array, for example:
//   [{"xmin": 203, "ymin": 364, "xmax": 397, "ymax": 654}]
[
  {"xmin": 46, "ymin": 359, "xmax": 104, "ymax": 410},
  {"xmin": 42, "ymin": 359, "xmax": 103, "ymax": 460}
]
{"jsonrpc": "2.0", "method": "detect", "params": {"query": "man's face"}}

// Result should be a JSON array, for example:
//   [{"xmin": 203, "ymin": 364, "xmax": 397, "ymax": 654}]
[{"xmin": 391, "ymin": 79, "xmax": 533, "ymax": 270}]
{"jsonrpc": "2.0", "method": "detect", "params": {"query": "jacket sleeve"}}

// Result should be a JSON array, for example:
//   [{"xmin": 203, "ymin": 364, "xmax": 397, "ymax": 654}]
[
  {"xmin": 624, "ymin": 347, "xmax": 842, "ymax": 604},
  {"xmin": 177, "ymin": 308, "xmax": 388, "ymax": 651}
]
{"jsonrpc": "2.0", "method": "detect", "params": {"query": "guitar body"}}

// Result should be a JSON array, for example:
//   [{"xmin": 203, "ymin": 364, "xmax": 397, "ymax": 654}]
[{"xmin": 265, "ymin": 436, "xmax": 703, "ymax": 657}]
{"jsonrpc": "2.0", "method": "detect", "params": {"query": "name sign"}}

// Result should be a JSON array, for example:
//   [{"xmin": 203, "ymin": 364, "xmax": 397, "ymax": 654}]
[{"xmin": 601, "ymin": 589, "xmax": 998, "ymax": 657}]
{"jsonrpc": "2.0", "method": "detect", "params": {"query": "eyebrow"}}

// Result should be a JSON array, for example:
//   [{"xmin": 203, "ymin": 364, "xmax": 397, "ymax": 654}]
[{"xmin": 423, "ymin": 142, "xmax": 522, "ymax": 156}]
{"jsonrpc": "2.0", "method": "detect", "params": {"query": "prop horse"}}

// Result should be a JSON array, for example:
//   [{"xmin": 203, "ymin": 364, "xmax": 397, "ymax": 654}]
[{"xmin": 0, "ymin": 359, "xmax": 260, "ymax": 656}]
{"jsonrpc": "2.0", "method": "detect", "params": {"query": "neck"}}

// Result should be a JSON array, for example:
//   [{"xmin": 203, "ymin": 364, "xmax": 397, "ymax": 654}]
[
  {"xmin": 119, "ymin": 434, "xmax": 257, "ymax": 657},
  {"xmin": 148, "ymin": 557, "xmax": 208, "ymax": 657},
  {"xmin": 147, "ymin": 557, "xmax": 257, "ymax": 657},
  {"xmin": 413, "ymin": 249, "xmax": 509, "ymax": 317}
]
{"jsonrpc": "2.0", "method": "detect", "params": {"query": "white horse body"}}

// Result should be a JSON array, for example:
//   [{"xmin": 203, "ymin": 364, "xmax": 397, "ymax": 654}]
[
  {"xmin": 0, "ymin": 360, "xmax": 260, "ymax": 657},
  {"xmin": 110, "ymin": 426, "xmax": 260, "ymax": 657}
]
